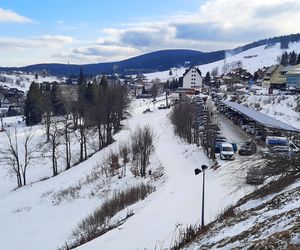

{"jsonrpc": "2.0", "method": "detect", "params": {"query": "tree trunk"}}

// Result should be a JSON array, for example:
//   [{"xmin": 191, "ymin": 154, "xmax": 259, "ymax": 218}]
[{"xmin": 22, "ymin": 170, "xmax": 26, "ymax": 186}]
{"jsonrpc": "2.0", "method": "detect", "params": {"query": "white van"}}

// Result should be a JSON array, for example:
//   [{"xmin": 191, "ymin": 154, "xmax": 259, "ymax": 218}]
[{"xmin": 220, "ymin": 142, "xmax": 235, "ymax": 160}]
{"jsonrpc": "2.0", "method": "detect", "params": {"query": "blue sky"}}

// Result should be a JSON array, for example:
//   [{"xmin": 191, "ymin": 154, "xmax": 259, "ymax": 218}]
[{"xmin": 0, "ymin": 0, "xmax": 300, "ymax": 66}]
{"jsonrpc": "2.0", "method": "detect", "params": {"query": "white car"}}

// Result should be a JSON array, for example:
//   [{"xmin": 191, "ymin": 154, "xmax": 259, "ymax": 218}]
[{"xmin": 220, "ymin": 142, "xmax": 235, "ymax": 160}]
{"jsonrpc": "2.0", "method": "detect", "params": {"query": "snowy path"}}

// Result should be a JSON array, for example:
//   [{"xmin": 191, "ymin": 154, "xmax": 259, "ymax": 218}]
[
  {"xmin": 76, "ymin": 103, "xmax": 251, "ymax": 250},
  {"xmin": 0, "ymin": 99, "xmax": 253, "ymax": 250}
]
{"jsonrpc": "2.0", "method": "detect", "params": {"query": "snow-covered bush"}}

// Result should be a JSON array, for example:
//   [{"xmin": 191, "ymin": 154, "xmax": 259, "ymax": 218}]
[{"xmin": 64, "ymin": 184, "xmax": 155, "ymax": 249}]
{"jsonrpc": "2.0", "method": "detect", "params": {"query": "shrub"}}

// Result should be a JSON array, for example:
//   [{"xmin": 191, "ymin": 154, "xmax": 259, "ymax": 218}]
[
  {"xmin": 131, "ymin": 126, "xmax": 154, "ymax": 177},
  {"xmin": 52, "ymin": 183, "xmax": 82, "ymax": 205},
  {"xmin": 64, "ymin": 184, "xmax": 155, "ymax": 249}
]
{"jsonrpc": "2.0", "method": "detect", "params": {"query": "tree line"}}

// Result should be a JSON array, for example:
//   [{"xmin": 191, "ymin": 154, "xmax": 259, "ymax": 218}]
[
  {"xmin": 279, "ymin": 51, "xmax": 300, "ymax": 66},
  {"xmin": 170, "ymin": 98, "xmax": 219, "ymax": 160},
  {"xmin": 1, "ymin": 75, "xmax": 131, "ymax": 188}
]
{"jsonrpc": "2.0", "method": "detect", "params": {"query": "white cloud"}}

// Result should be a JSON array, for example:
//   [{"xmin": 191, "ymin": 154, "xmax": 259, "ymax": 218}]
[
  {"xmin": 0, "ymin": 7, "xmax": 32, "ymax": 23},
  {"xmin": 3, "ymin": 0, "xmax": 300, "ymax": 66},
  {"xmin": 72, "ymin": 45, "xmax": 139, "ymax": 57},
  {"xmin": 86, "ymin": 0, "xmax": 300, "ymax": 57},
  {"xmin": 0, "ymin": 35, "xmax": 73, "ymax": 49}
]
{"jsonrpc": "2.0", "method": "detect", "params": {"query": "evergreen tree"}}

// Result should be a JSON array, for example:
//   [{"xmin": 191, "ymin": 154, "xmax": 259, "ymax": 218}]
[
  {"xmin": 204, "ymin": 72, "xmax": 211, "ymax": 84},
  {"xmin": 296, "ymin": 53, "xmax": 300, "ymax": 65},
  {"xmin": 51, "ymin": 84, "xmax": 66, "ymax": 115},
  {"xmin": 289, "ymin": 51, "xmax": 297, "ymax": 65},
  {"xmin": 85, "ymin": 82, "xmax": 98, "ymax": 104},
  {"xmin": 281, "ymin": 52, "xmax": 289, "ymax": 66},
  {"xmin": 99, "ymin": 75, "xmax": 108, "ymax": 87},
  {"xmin": 77, "ymin": 67, "xmax": 85, "ymax": 85},
  {"xmin": 24, "ymin": 82, "xmax": 43, "ymax": 126}
]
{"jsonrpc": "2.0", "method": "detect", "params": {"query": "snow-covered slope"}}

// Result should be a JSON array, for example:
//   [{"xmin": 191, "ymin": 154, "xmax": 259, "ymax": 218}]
[
  {"xmin": 0, "ymin": 98, "xmax": 256, "ymax": 250},
  {"xmin": 0, "ymin": 72, "xmax": 65, "ymax": 91},
  {"xmin": 146, "ymin": 41, "xmax": 300, "ymax": 81},
  {"xmin": 183, "ymin": 176, "xmax": 300, "ymax": 249},
  {"xmin": 238, "ymin": 94, "xmax": 300, "ymax": 129}
]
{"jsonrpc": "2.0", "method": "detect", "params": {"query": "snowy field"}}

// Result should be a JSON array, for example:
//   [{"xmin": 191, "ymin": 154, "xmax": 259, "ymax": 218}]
[
  {"xmin": 0, "ymin": 97, "xmax": 258, "ymax": 250},
  {"xmin": 0, "ymin": 72, "xmax": 65, "ymax": 92}
]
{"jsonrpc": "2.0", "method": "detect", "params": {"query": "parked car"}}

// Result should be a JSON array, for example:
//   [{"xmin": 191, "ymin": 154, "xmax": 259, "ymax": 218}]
[
  {"xmin": 246, "ymin": 168, "xmax": 264, "ymax": 185},
  {"xmin": 158, "ymin": 104, "xmax": 169, "ymax": 109},
  {"xmin": 260, "ymin": 146, "xmax": 292, "ymax": 159},
  {"xmin": 254, "ymin": 130, "xmax": 266, "ymax": 141},
  {"xmin": 265, "ymin": 136, "xmax": 288, "ymax": 147},
  {"xmin": 214, "ymin": 136, "xmax": 227, "ymax": 153},
  {"xmin": 245, "ymin": 124, "xmax": 256, "ymax": 134},
  {"xmin": 143, "ymin": 108, "xmax": 153, "ymax": 113},
  {"xmin": 239, "ymin": 140, "xmax": 257, "ymax": 155},
  {"xmin": 220, "ymin": 142, "xmax": 235, "ymax": 160}
]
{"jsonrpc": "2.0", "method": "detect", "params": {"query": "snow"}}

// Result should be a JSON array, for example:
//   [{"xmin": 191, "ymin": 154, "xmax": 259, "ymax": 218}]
[
  {"xmin": 0, "ymin": 72, "xmax": 65, "ymax": 92},
  {"xmin": 0, "ymin": 97, "xmax": 256, "ymax": 250},
  {"xmin": 239, "ymin": 95, "xmax": 300, "ymax": 129},
  {"xmin": 1, "ymin": 39, "xmax": 300, "ymax": 250},
  {"xmin": 239, "ymin": 180, "xmax": 300, "ymax": 212},
  {"xmin": 222, "ymin": 100, "xmax": 300, "ymax": 132},
  {"xmin": 145, "ymin": 41, "xmax": 300, "ymax": 81}
]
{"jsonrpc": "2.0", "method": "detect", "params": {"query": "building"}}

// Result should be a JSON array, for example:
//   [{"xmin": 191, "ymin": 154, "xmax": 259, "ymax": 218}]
[
  {"xmin": 182, "ymin": 66, "xmax": 202, "ymax": 89},
  {"xmin": 269, "ymin": 65, "xmax": 287, "ymax": 89},
  {"xmin": 262, "ymin": 65, "xmax": 277, "ymax": 89},
  {"xmin": 1, "ymin": 96, "xmax": 19, "ymax": 108},
  {"xmin": 286, "ymin": 64, "xmax": 300, "ymax": 90}
]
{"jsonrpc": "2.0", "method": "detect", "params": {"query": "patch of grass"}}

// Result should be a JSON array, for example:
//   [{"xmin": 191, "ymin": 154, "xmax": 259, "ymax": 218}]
[
  {"xmin": 216, "ymin": 205, "xmax": 236, "ymax": 221},
  {"xmin": 170, "ymin": 224, "xmax": 211, "ymax": 250},
  {"xmin": 52, "ymin": 183, "xmax": 82, "ymax": 205},
  {"xmin": 237, "ymin": 174, "xmax": 300, "ymax": 207},
  {"xmin": 61, "ymin": 183, "xmax": 155, "ymax": 249}
]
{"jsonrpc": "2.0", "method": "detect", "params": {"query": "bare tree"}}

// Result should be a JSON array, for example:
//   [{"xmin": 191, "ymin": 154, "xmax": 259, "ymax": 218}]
[
  {"xmin": 43, "ymin": 92, "xmax": 52, "ymax": 142},
  {"xmin": 20, "ymin": 128, "xmax": 35, "ymax": 185},
  {"xmin": 170, "ymin": 100, "xmax": 193, "ymax": 143},
  {"xmin": 211, "ymin": 67, "xmax": 219, "ymax": 77},
  {"xmin": 62, "ymin": 96, "xmax": 74, "ymax": 170},
  {"xmin": 131, "ymin": 126, "xmax": 154, "ymax": 177},
  {"xmin": 0, "ymin": 127, "xmax": 35, "ymax": 187},
  {"xmin": 62, "ymin": 115, "xmax": 72, "ymax": 170},
  {"xmin": 119, "ymin": 142, "xmax": 131, "ymax": 177},
  {"xmin": 48, "ymin": 121, "xmax": 62, "ymax": 176}
]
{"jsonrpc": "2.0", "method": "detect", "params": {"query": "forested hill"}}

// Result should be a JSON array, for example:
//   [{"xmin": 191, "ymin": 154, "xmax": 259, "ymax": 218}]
[
  {"xmin": 0, "ymin": 49, "xmax": 225, "ymax": 76},
  {"xmin": 1, "ymin": 33, "xmax": 300, "ymax": 76}
]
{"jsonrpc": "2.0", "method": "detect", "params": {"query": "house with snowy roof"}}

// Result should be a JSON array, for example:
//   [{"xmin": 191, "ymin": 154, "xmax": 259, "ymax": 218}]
[{"xmin": 182, "ymin": 66, "xmax": 202, "ymax": 90}]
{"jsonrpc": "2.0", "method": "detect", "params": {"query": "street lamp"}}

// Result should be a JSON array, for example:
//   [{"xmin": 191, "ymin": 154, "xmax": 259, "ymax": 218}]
[
  {"xmin": 0, "ymin": 113, "xmax": 3, "ymax": 131},
  {"xmin": 194, "ymin": 164, "xmax": 208, "ymax": 227}
]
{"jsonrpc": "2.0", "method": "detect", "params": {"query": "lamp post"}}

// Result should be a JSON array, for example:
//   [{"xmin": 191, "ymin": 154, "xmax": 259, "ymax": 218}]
[
  {"xmin": 194, "ymin": 164, "xmax": 208, "ymax": 227},
  {"xmin": 0, "ymin": 113, "xmax": 3, "ymax": 131}
]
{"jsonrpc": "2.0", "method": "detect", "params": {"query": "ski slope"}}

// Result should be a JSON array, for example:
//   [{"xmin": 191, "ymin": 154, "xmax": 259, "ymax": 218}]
[{"xmin": 146, "ymin": 41, "xmax": 300, "ymax": 82}]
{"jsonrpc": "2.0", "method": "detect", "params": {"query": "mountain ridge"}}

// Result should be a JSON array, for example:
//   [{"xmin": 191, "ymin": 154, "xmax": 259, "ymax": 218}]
[{"xmin": 1, "ymin": 33, "xmax": 300, "ymax": 76}]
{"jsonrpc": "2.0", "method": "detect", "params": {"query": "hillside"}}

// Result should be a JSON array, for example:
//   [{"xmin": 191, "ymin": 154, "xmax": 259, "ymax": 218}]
[
  {"xmin": 146, "ymin": 40, "xmax": 300, "ymax": 81},
  {"xmin": 0, "ymin": 72, "xmax": 65, "ymax": 91},
  {"xmin": 0, "ymin": 97, "xmax": 257, "ymax": 250},
  {"xmin": 180, "ymin": 175, "xmax": 300, "ymax": 249},
  {"xmin": 1, "ymin": 34, "xmax": 300, "ymax": 76},
  {"xmin": 0, "ymin": 50, "xmax": 225, "ymax": 76}
]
